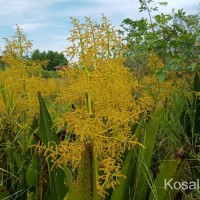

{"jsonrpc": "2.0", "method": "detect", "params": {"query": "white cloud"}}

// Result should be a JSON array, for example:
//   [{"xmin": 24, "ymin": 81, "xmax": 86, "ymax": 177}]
[
  {"xmin": 33, "ymin": 39, "xmax": 67, "ymax": 53},
  {"xmin": 53, "ymin": 1, "xmax": 139, "ymax": 23},
  {"xmin": 0, "ymin": 0, "xmax": 199, "ymax": 53},
  {"xmin": 31, "ymin": 34, "xmax": 70, "ymax": 53},
  {"xmin": 0, "ymin": 0, "xmax": 70, "ymax": 16},
  {"xmin": 15, "ymin": 23, "xmax": 44, "ymax": 31},
  {"xmin": 52, "ymin": 0, "xmax": 199, "ymax": 25}
]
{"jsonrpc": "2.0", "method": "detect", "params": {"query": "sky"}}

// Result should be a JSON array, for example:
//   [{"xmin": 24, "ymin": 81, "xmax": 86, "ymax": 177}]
[{"xmin": 0, "ymin": 0, "xmax": 199, "ymax": 54}]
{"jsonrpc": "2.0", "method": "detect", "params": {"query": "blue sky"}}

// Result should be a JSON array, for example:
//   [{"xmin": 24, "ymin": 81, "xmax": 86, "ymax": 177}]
[{"xmin": 0, "ymin": 0, "xmax": 199, "ymax": 54}]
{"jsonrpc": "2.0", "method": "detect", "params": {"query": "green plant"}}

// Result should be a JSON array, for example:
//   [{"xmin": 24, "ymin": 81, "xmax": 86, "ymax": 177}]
[
  {"xmin": 179, "ymin": 73, "xmax": 200, "ymax": 181},
  {"xmin": 109, "ymin": 104, "xmax": 185, "ymax": 200},
  {"xmin": 121, "ymin": 1, "xmax": 200, "ymax": 76}
]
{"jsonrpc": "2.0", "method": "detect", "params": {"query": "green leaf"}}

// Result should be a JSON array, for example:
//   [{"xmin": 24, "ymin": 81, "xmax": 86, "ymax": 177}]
[
  {"xmin": 193, "ymin": 73, "xmax": 200, "ymax": 140},
  {"xmin": 27, "ymin": 117, "xmax": 39, "ymax": 148},
  {"xmin": 110, "ymin": 122, "xmax": 143, "ymax": 200},
  {"xmin": 134, "ymin": 105, "xmax": 164, "ymax": 200},
  {"xmin": 149, "ymin": 154, "xmax": 185, "ymax": 200},
  {"xmin": 0, "ymin": 185, "xmax": 11, "ymax": 200},
  {"xmin": 111, "ymin": 150, "xmax": 137, "ymax": 200},
  {"xmin": 37, "ymin": 92, "xmax": 68, "ymax": 199},
  {"xmin": 50, "ymin": 167, "xmax": 68, "ymax": 200},
  {"xmin": 37, "ymin": 92, "xmax": 59, "ymax": 145},
  {"xmin": 156, "ymin": 71, "xmax": 167, "ymax": 82},
  {"xmin": 143, "ymin": 105, "xmax": 164, "ymax": 175},
  {"xmin": 26, "ymin": 154, "xmax": 41, "ymax": 187},
  {"xmin": 190, "ymin": 62, "xmax": 197, "ymax": 71}
]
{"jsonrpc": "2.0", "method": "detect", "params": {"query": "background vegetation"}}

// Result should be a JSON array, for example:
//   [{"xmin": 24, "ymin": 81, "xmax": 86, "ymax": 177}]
[{"xmin": 0, "ymin": 0, "xmax": 200, "ymax": 200}]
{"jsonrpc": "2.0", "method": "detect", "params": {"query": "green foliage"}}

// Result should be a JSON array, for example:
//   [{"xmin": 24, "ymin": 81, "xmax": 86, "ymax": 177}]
[
  {"xmin": 134, "ymin": 105, "xmax": 164, "ymax": 200},
  {"xmin": 0, "ymin": 58, "xmax": 6, "ymax": 70},
  {"xmin": 42, "ymin": 69, "xmax": 59, "ymax": 78},
  {"xmin": 110, "ymin": 105, "xmax": 185, "ymax": 200},
  {"xmin": 26, "ymin": 154, "xmax": 41, "ymax": 188},
  {"xmin": 138, "ymin": 0, "xmax": 167, "ymax": 32},
  {"xmin": 37, "ymin": 92, "xmax": 68, "ymax": 200},
  {"xmin": 1, "ymin": 2, "xmax": 200, "ymax": 199},
  {"xmin": 0, "ymin": 184, "xmax": 11, "ymax": 200},
  {"xmin": 110, "ymin": 123, "xmax": 142, "ymax": 200},
  {"xmin": 148, "ymin": 154, "xmax": 185, "ymax": 200},
  {"xmin": 192, "ymin": 73, "xmax": 200, "ymax": 139},
  {"xmin": 38, "ymin": 92, "xmax": 59, "ymax": 145},
  {"xmin": 121, "ymin": 1, "xmax": 200, "ymax": 74},
  {"xmin": 31, "ymin": 49, "xmax": 68, "ymax": 71},
  {"xmin": 179, "ymin": 74, "xmax": 200, "ymax": 182}
]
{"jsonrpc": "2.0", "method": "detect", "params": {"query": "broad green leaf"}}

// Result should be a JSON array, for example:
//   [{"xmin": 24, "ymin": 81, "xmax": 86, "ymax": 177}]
[
  {"xmin": 26, "ymin": 154, "xmax": 41, "ymax": 187},
  {"xmin": 111, "ymin": 150, "xmax": 137, "ymax": 200},
  {"xmin": 190, "ymin": 62, "xmax": 197, "ymax": 71},
  {"xmin": 149, "ymin": 154, "xmax": 185, "ymax": 200},
  {"xmin": 50, "ymin": 167, "xmax": 68, "ymax": 200},
  {"xmin": 0, "ymin": 185, "xmax": 11, "ymax": 200},
  {"xmin": 193, "ymin": 73, "xmax": 200, "ymax": 137},
  {"xmin": 38, "ymin": 92, "xmax": 67, "ymax": 199},
  {"xmin": 37, "ymin": 92, "xmax": 59, "ymax": 145},
  {"xmin": 156, "ymin": 71, "xmax": 167, "ymax": 82},
  {"xmin": 134, "ymin": 105, "xmax": 164, "ymax": 200},
  {"xmin": 143, "ymin": 105, "xmax": 164, "ymax": 177},
  {"xmin": 111, "ymin": 122, "xmax": 143, "ymax": 200}
]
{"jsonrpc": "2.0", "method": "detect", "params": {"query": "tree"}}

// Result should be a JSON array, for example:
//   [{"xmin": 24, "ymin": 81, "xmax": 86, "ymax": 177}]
[
  {"xmin": 121, "ymin": 1, "xmax": 200, "ymax": 75},
  {"xmin": 31, "ymin": 49, "xmax": 68, "ymax": 71}
]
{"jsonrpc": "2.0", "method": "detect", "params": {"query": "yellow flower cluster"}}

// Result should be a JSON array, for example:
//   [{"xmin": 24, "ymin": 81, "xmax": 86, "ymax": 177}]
[
  {"xmin": 3, "ymin": 25, "xmax": 32, "ymax": 59},
  {"xmin": 146, "ymin": 51, "xmax": 164, "ymax": 72},
  {"xmin": 48, "ymin": 16, "xmax": 153, "ymax": 196},
  {"xmin": 54, "ymin": 57, "xmax": 153, "ymax": 195},
  {"xmin": 141, "ymin": 75, "xmax": 174, "ymax": 104},
  {"xmin": 0, "ymin": 17, "xmax": 154, "ymax": 197},
  {"xmin": 0, "ymin": 55, "xmax": 57, "ymax": 132},
  {"xmin": 196, "ymin": 92, "xmax": 200, "ymax": 96},
  {"xmin": 65, "ymin": 15, "xmax": 126, "ymax": 66},
  {"xmin": 142, "ymin": 52, "xmax": 189, "ymax": 105}
]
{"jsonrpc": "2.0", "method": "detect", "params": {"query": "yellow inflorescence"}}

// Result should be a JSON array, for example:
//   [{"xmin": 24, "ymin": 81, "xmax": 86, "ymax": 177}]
[
  {"xmin": 141, "ymin": 75, "xmax": 174, "ymax": 103},
  {"xmin": 50, "ymin": 15, "xmax": 153, "ymax": 195},
  {"xmin": 0, "ymin": 17, "xmax": 154, "ymax": 196},
  {"xmin": 0, "ymin": 55, "xmax": 57, "ymax": 131},
  {"xmin": 142, "ymin": 52, "xmax": 189, "ymax": 105},
  {"xmin": 147, "ymin": 51, "xmax": 164, "ymax": 72}
]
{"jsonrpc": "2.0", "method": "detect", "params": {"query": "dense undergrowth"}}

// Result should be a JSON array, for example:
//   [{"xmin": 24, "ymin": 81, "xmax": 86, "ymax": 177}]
[{"xmin": 1, "ymin": 0, "xmax": 200, "ymax": 199}]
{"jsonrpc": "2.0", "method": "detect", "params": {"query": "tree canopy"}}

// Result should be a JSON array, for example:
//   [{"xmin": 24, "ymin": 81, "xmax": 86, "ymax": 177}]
[
  {"xmin": 31, "ymin": 49, "xmax": 68, "ymax": 71},
  {"xmin": 121, "ymin": 0, "xmax": 200, "ymax": 77}
]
